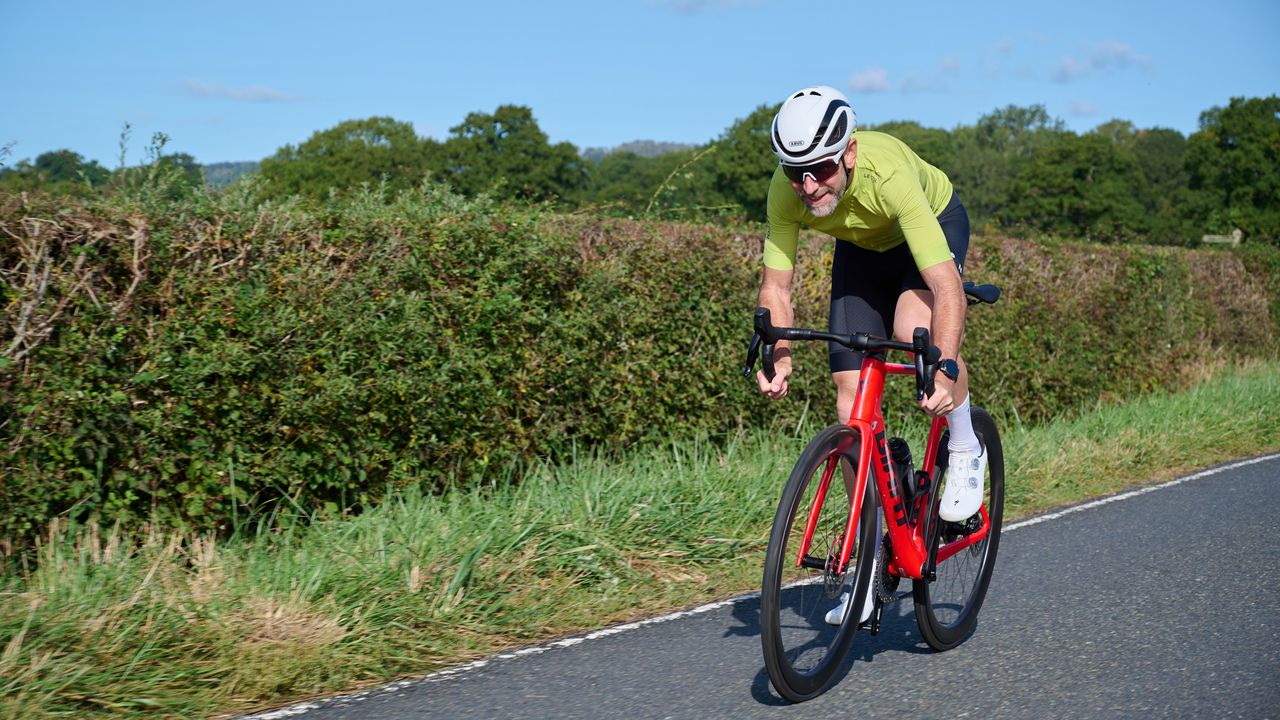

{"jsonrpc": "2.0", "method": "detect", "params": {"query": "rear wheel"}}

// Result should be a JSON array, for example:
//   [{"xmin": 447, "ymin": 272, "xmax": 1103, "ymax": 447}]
[
  {"xmin": 761, "ymin": 424, "xmax": 880, "ymax": 702},
  {"xmin": 914, "ymin": 406, "xmax": 1004, "ymax": 650}
]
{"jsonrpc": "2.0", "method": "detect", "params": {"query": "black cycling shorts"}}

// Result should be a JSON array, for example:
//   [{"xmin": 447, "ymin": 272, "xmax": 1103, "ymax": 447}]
[{"xmin": 828, "ymin": 191, "xmax": 970, "ymax": 373}]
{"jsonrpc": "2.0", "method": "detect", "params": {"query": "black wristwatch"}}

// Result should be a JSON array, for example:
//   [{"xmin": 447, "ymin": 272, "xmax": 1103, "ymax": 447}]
[{"xmin": 937, "ymin": 358, "xmax": 960, "ymax": 381}]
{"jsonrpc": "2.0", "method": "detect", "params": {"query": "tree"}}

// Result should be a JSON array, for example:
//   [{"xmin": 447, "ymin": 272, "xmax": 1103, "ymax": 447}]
[
  {"xmin": 973, "ymin": 104, "xmax": 1066, "ymax": 157},
  {"xmin": 1089, "ymin": 119, "xmax": 1138, "ymax": 147},
  {"xmin": 946, "ymin": 105, "xmax": 1067, "ymax": 228},
  {"xmin": 258, "ymin": 117, "xmax": 438, "ymax": 199},
  {"xmin": 157, "ymin": 152, "xmax": 205, "ymax": 187},
  {"xmin": 1184, "ymin": 95, "xmax": 1280, "ymax": 243},
  {"xmin": 0, "ymin": 149, "xmax": 110, "ymax": 195},
  {"xmin": 573, "ymin": 150, "xmax": 680, "ymax": 214},
  {"xmin": 579, "ymin": 103, "xmax": 776, "ymax": 221},
  {"xmin": 1002, "ymin": 133, "xmax": 1146, "ymax": 241},
  {"xmin": 1129, "ymin": 128, "xmax": 1189, "ymax": 242},
  {"xmin": 696, "ymin": 103, "xmax": 778, "ymax": 222},
  {"xmin": 442, "ymin": 105, "xmax": 586, "ymax": 200}
]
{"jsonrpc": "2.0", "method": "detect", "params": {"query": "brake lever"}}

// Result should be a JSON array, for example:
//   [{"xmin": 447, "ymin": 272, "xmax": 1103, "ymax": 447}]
[
  {"xmin": 742, "ymin": 331, "xmax": 777, "ymax": 382},
  {"xmin": 749, "ymin": 307, "xmax": 777, "ymax": 381},
  {"xmin": 912, "ymin": 327, "xmax": 941, "ymax": 401},
  {"xmin": 743, "ymin": 332, "xmax": 764, "ymax": 378}
]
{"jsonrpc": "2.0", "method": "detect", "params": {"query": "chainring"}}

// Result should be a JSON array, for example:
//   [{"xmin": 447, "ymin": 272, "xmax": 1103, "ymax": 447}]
[{"xmin": 874, "ymin": 535, "xmax": 909, "ymax": 604}]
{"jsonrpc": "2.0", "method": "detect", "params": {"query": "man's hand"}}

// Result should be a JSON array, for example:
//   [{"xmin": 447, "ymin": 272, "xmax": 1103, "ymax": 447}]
[
  {"xmin": 756, "ymin": 265, "xmax": 795, "ymax": 400},
  {"xmin": 756, "ymin": 354, "xmax": 793, "ymax": 400},
  {"xmin": 920, "ymin": 375, "xmax": 958, "ymax": 417}
]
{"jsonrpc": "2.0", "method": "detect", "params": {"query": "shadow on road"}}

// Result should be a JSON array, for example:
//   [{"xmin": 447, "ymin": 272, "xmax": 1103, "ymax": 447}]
[{"xmin": 729, "ymin": 586, "xmax": 963, "ymax": 706}]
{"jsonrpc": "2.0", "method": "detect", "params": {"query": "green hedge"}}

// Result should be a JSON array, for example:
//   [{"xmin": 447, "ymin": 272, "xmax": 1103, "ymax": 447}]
[{"xmin": 2, "ymin": 184, "xmax": 1276, "ymax": 543}]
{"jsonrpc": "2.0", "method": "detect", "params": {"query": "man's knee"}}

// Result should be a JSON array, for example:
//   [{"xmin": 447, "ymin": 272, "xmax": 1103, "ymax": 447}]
[{"xmin": 833, "ymin": 371, "xmax": 857, "ymax": 418}]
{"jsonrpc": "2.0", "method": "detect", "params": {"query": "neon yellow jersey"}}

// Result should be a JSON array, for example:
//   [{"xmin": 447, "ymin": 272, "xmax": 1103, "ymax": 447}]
[{"xmin": 764, "ymin": 131, "xmax": 955, "ymax": 271}]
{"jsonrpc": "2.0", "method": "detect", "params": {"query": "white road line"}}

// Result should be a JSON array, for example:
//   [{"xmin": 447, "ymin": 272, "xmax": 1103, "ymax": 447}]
[
  {"xmin": 1003, "ymin": 452, "xmax": 1280, "ymax": 531},
  {"xmin": 239, "ymin": 452, "xmax": 1280, "ymax": 719}
]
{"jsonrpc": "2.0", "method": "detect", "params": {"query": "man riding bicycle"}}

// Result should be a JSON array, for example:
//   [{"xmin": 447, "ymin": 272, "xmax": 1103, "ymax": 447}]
[{"xmin": 753, "ymin": 86, "xmax": 987, "ymax": 622}]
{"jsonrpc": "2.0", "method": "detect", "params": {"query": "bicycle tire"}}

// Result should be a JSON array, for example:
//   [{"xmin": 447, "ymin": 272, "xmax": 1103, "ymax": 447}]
[
  {"xmin": 761, "ymin": 424, "xmax": 880, "ymax": 702},
  {"xmin": 913, "ymin": 406, "xmax": 1004, "ymax": 650}
]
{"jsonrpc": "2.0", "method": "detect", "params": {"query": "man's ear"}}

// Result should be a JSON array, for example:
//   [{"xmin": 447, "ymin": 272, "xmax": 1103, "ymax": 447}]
[{"xmin": 843, "ymin": 137, "xmax": 858, "ymax": 168}]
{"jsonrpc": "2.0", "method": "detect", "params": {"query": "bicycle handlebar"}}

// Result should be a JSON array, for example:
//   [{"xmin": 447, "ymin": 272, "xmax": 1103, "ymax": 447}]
[
  {"xmin": 743, "ymin": 282, "xmax": 1001, "ymax": 402},
  {"xmin": 744, "ymin": 307, "xmax": 942, "ymax": 401}
]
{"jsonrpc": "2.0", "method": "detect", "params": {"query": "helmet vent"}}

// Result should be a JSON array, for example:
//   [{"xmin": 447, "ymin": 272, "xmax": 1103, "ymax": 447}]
[{"xmin": 824, "ymin": 115, "xmax": 847, "ymax": 147}]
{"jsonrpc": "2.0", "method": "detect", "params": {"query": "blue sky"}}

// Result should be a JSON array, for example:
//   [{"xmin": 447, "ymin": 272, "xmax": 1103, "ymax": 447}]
[{"xmin": 2, "ymin": 0, "xmax": 1277, "ymax": 166}]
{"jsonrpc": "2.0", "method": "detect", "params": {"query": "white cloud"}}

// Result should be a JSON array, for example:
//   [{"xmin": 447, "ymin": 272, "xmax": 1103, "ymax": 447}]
[
  {"xmin": 1070, "ymin": 99, "xmax": 1099, "ymax": 117},
  {"xmin": 900, "ymin": 71, "xmax": 941, "ymax": 94},
  {"xmin": 848, "ymin": 67, "xmax": 889, "ymax": 93},
  {"xmin": 1053, "ymin": 57, "xmax": 1089, "ymax": 83},
  {"xmin": 1094, "ymin": 40, "xmax": 1152, "ymax": 69},
  {"xmin": 1052, "ymin": 41, "xmax": 1152, "ymax": 83},
  {"xmin": 899, "ymin": 58, "xmax": 957, "ymax": 94},
  {"xmin": 184, "ymin": 80, "xmax": 300, "ymax": 103},
  {"xmin": 981, "ymin": 37, "xmax": 1023, "ymax": 79}
]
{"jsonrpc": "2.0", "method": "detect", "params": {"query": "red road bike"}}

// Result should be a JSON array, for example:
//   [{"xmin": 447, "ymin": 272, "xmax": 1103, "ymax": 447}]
[{"xmin": 743, "ymin": 282, "xmax": 1003, "ymax": 702}]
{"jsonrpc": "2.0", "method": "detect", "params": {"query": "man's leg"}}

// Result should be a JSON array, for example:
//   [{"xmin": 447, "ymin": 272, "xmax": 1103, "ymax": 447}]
[
  {"xmin": 825, "ymin": 242, "xmax": 896, "ymax": 627},
  {"xmin": 894, "ymin": 289, "xmax": 986, "ymax": 521},
  {"xmin": 892, "ymin": 289, "xmax": 970, "ymax": 403},
  {"xmin": 834, "ymin": 371, "xmax": 857, "ymax": 425}
]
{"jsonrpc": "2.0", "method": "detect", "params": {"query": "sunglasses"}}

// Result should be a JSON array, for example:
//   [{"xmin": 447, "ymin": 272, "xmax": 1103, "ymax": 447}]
[{"xmin": 781, "ymin": 156, "xmax": 844, "ymax": 185}]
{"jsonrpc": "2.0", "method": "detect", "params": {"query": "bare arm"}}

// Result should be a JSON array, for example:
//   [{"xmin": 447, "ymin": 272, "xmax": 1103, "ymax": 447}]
[
  {"xmin": 919, "ymin": 260, "xmax": 966, "ymax": 415},
  {"xmin": 756, "ymin": 265, "xmax": 795, "ymax": 399},
  {"xmin": 919, "ymin": 260, "xmax": 965, "ymax": 360}
]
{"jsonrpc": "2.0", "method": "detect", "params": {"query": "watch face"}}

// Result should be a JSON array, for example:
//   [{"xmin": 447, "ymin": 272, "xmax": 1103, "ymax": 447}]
[{"xmin": 940, "ymin": 360, "xmax": 960, "ymax": 380}]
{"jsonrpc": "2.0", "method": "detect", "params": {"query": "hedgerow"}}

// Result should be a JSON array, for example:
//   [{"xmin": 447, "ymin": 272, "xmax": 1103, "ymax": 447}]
[{"xmin": 2, "ymin": 182, "xmax": 1275, "ymax": 544}]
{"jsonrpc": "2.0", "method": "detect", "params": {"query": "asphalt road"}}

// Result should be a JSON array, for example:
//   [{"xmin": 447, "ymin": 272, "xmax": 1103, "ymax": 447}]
[{"xmin": 246, "ymin": 455, "xmax": 1280, "ymax": 720}]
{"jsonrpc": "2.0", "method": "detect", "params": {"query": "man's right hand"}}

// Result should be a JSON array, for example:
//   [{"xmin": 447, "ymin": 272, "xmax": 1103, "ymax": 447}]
[{"xmin": 756, "ymin": 355, "xmax": 793, "ymax": 400}]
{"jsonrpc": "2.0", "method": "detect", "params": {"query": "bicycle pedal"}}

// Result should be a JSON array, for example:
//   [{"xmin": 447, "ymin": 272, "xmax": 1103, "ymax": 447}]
[{"xmin": 868, "ymin": 600, "xmax": 884, "ymax": 635}]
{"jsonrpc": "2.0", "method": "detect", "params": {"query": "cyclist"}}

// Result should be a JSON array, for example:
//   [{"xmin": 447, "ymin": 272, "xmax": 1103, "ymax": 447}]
[{"xmin": 754, "ymin": 86, "xmax": 986, "ymax": 621}]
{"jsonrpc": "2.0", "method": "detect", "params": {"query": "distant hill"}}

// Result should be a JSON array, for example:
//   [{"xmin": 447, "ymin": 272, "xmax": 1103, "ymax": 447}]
[
  {"xmin": 202, "ymin": 161, "xmax": 259, "ymax": 188},
  {"xmin": 580, "ymin": 140, "xmax": 697, "ymax": 163}
]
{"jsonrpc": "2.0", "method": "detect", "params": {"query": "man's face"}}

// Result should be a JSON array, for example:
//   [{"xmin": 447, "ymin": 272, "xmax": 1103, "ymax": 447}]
[
  {"xmin": 788, "ymin": 160, "xmax": 847, "ymax": 217},
  {"xmin": 784, "ymin": 142, "xmax": 854, "ymax": 218}
]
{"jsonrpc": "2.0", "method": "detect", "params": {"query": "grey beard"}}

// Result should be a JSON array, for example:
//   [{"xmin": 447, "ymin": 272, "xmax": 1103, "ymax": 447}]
[{"xmin": 808, "ymin": 187, "xmax": 845, "ymax": 218}]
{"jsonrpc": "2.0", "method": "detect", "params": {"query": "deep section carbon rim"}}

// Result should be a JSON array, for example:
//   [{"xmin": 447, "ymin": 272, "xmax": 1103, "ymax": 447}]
[{"xmin": 761, "ymin": 424, "xmax": 878, "ymax": 701}]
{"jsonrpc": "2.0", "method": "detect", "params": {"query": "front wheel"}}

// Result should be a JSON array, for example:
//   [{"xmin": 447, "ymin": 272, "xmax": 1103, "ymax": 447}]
[
  {"xmin": 914, "ymin": 406, "xmax": 1004, "ymax": 650},
  {"xmin": 761, "ymin": 424, "xmax": 880, "ymax": 702}
]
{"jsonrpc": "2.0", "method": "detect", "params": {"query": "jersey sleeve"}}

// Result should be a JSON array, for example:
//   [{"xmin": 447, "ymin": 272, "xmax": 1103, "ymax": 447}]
[
  {"xmin": 881, "ymin": 169, "xmax": 952, "ymax": 270},
  {"xmin": 764, "ymin": 171, "xmax": 801, "ymax": 270}
]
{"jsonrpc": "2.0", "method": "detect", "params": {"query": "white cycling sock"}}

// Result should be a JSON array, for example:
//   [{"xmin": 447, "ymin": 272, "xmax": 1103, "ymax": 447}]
[{"xmin": 946, "ymin": 397, "xmax": 981, "ymax": 453}]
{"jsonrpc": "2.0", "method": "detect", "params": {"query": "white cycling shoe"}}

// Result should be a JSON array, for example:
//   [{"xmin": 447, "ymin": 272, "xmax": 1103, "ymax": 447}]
[
  {"xmin": 939, "ymin": 445, "xmax": 987, "ymax": 522},
  {"xmin": 824, "ymin": 551, "xmax": 877, "ymax": 625}
]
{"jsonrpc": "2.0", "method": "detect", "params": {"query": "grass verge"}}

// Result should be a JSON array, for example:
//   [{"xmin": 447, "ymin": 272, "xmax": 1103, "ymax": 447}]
[{"xmin": 3, "ymin": 359, "xmax": 1279, "ymax": 719}]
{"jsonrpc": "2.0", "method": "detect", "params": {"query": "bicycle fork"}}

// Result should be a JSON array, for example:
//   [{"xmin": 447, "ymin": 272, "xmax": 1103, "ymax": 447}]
[{"xmin": 794, "ymin": 432, "xmax": 864, "ymax": 574}]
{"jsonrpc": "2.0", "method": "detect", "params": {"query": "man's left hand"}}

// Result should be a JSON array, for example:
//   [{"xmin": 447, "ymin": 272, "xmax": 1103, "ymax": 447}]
[{"xmin": 920, "ymin": 376, "xmax": 958, "ymax": 417}]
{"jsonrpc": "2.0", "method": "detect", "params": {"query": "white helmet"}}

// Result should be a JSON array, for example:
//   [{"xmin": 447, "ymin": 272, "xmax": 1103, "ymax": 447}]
[{"xmin": 770, "ymin": 86, "xmax": 857, "ymax": 165}]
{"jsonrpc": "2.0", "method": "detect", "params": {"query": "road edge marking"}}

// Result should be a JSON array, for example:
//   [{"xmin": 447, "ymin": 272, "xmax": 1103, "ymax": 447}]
[{"xmin": 1003, "ymin": 452, "xmax": 1280, "ymax": 532}]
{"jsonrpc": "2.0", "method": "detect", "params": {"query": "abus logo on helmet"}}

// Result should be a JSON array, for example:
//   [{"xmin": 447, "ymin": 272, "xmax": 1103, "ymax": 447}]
[{"xmin": 787, "ymin": 140, "xmax": 804, "ymax": 147}]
